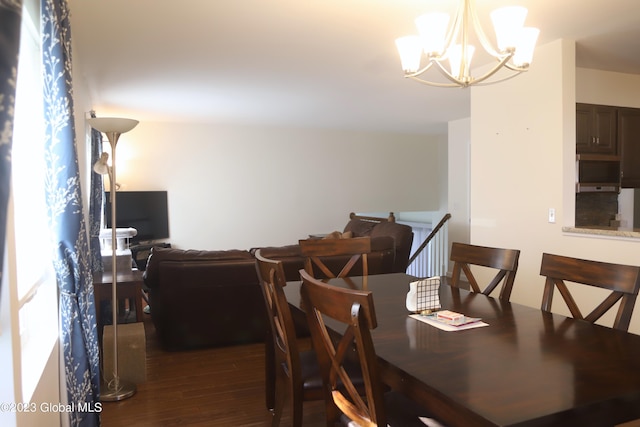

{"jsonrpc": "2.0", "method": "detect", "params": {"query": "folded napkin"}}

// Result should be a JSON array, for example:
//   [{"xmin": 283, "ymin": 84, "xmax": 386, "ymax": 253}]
[{"xmin": 406, "ymin": 277, "xmax": 441, "ymax": 313}]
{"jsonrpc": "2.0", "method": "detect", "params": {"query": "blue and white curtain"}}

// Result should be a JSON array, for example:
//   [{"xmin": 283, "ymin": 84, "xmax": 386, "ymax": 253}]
[
  {"xmin": 0, "ymin": 0, "xmax": 23, "ymax": 304},
  {"xmin": 42, "ymin": 0, "xmax": 101, "ymax": 426}
]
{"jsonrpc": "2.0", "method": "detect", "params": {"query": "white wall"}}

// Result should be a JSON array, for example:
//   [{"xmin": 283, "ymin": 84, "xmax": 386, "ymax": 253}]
[
  {"xmin": 448, "ymin": 118, "xmax": 471, "ymax": 250},
  {"xmin": 576, "ymin": 68, "xmax": 640, "ymax": 107},
  {"xmin": 107, "ymin": 121, "xmax": 445, "ymax": 250},
  {"xmin": 470, "ymin": 39, "xmax": 640, "ymax": 335}
]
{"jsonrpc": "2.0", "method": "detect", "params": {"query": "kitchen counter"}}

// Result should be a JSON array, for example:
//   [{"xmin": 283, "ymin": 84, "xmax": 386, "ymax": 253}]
[{"xmin": 563, "ymin": 226, "xmax": 640, "ymax": 239}]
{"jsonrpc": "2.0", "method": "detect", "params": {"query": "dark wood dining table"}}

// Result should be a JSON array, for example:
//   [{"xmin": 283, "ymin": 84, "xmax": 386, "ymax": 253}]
[{"xmin": 282, "ymin": 272, "xmax": 640, "ymax": 427}]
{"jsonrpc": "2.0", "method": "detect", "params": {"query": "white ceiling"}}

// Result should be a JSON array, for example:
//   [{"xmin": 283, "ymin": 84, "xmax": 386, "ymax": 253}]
[{"xmin": 69, "ymin": 0, "xmax": 640, "ymax": 134}]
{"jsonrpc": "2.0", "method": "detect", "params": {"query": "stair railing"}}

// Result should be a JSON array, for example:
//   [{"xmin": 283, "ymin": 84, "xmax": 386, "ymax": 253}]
[{"xmin": 406, "ymin": 213, "xmax": 451, "ymax": 278}]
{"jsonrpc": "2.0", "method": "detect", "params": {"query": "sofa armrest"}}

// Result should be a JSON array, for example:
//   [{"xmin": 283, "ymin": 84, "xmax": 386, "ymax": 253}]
[{"xmin": 370, "ymin": 221, "xmax": 414, "ymax": 272}]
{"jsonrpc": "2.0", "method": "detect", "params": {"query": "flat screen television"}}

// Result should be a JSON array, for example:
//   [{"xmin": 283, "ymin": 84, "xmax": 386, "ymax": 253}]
[{"xmin": 105, "ymin": 191, "xmax": 169, "ymax": 245}]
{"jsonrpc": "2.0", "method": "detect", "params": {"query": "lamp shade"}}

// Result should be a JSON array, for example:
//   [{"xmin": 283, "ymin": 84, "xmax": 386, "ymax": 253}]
[
  {"xmin": 415, "ymin": 13, "xmax": 450, "ymax": 56},
  {"xmin": 491, "ymin": 6, "xmax": 528, "ymax": 52},
  {"xmin": 395, "ymin": 35, "xmax": 423, "ymax": 73},
  {"xmin": 93, "ymin": 152, "xmax": 110, "ymax": 175},
  {"xmin": 512, "ymin": 27, "xmax": 540, "ymax": 66},
  {"xmin": 448, "ymin": 44, "xmax": 475, "ymax": 80},
  {"xmin": 87, "ymin": 117, "xmax": 139, "ymax": 134}
]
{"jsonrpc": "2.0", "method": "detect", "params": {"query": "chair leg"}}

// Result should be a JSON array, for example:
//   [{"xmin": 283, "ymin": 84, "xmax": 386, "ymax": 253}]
[
  {"xmin": 322, "ymin": 389, "xmax": 341, "ymax": 427},
  {"xmin": 270, "ymin": 375, "xmax": 286, "ymax": 427},
  {"xmin": 265, "ymin": 336, "xmax": 275, "ymax": 410},
  {"xmin": 291, "ymin": 385, "xmax": 303, "ymax": 427}
]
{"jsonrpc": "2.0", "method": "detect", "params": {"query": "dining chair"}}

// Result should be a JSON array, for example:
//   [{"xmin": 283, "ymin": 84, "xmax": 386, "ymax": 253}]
[
  {"xmin": 255, "ymin": 250, "xmax": 326, "ymax": 427},
  {"xmin": 539, "ymin": 253, "xmax": 640, "ymax": 331},
  {"xmin": 449, "ymin": 242, "xmax": 521, "ymax": 302},
  {"xmin": 299, "ymin": 236, "xmax": 371, "ymax": 279},
  {"xmin": 299, "ymin": 269, "xmax": 445, "ymax": 427}
]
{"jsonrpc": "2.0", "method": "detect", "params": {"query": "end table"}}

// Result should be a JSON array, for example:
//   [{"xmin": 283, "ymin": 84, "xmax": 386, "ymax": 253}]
[{"xmin": 92, "ymin": 269, "xmax": 144, "ymax": 336}]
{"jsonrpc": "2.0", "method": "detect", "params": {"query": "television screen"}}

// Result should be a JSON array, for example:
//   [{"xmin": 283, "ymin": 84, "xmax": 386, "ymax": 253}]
[{"xmin": 105, "ymin": 191, "xmax": 169, "ymax": 245}]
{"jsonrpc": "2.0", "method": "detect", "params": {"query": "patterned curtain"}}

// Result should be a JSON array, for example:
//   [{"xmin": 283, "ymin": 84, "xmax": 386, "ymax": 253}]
[
  {"xmin": 0, "ymin": 0, "xmax": 23, "ymax": 303},
  {"xmin": 89, "ymin": 112, "xmax": 104, "ymax": 273},
  {"xmin": 42, "ymin": 0, "xmax": 100, "ymax": 426}
]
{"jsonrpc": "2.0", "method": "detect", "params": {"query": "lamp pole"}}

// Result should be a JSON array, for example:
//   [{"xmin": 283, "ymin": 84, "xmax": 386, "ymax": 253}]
[{"xmin": 88, "ymin": 117, "xmax": 139, "ymax": 401}]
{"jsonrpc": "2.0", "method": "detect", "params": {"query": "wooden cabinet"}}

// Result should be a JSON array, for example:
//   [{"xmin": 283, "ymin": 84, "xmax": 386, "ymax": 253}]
[
  {"xmin": 618, "ymin": 107, "xmax": 640, "ymax": 188},
  {"xmin": 576, "ymin": 103, "xmax": 640, "ymax": 188},
  {"xmin": 576, "ymin": 103, "xmax": 617, "ymax": 154}
]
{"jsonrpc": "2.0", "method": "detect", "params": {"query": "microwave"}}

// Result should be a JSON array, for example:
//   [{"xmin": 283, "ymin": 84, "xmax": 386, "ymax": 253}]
[{"xmin": 576, "ymin": 154, "xmax": 621, "ymax": 193}]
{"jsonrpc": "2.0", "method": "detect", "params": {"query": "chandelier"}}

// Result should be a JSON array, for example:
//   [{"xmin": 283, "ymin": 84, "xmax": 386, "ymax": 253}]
[{"xmin": 395, "ymin": 0, "xmax": 539, "ymax": 88}]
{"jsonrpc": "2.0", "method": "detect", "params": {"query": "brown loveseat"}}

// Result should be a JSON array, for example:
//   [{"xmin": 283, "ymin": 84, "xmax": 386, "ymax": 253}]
[{"xmin": 143, "ymin": 213, "xmax": 413, "ymax": 351}]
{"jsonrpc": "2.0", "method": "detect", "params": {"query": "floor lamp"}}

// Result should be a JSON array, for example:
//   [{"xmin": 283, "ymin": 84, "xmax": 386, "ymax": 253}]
[{"xmin": 88, "ymin": 116, "xmax": 139, "ymax": 401}]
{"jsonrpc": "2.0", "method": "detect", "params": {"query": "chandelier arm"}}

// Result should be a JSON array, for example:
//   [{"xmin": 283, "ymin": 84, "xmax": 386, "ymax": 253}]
[
  {"xmin": 406, "ymin": 48, "xmax": 522, "ymax": 88},
  {"xmin": 441, "ymin": 0, "xmax": 465, "ymax": 58},
  {"xmin": 468, "ymin": 55, "xmax": 520, "ymax": 86},
  {"xmin": 409, "ymin": 64, "xmax": 523, "ymax": 88},
  {"xmin": 459, "ymin": 0, "xmax": 471, "ymax": 80},
  {"xmin": 403, "ymin": 61, "xmax": 436, "ymax": 79},
  {"xmin": 432, "ymin": 60, "xmax": 469, "ymax": 87},
  {"xmin": 468, "ymin": 0, "xmax": 503, "ymax": 58},
  {"xmin": 473, "ymin": 70, "xmax": 523, "ymax": 86},
  {"xmin": 407, "ymin": 75, "xmax": 462, "ymax": 88},
  {"xmin": 503, "ymin": 62, "xmax": 530, "ymax": 72}
]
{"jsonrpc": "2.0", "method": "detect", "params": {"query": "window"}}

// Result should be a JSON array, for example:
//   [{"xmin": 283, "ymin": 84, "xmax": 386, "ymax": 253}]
[{"xmin": 8, "ymin": 0, "xmax": 58, "ymax": 402}]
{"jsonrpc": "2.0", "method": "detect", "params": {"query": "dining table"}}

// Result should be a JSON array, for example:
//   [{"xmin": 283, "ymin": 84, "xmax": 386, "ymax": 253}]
[{"xmin": 282, "ymin": 272, "xmax": 640, "ymax": 427}]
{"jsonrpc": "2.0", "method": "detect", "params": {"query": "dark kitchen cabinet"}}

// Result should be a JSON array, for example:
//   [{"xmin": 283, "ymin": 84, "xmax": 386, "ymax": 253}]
[
  {"xmin": 618, "ymin": 107, "xmax": 640, "ymax": 188},
  {"xmin": 576, "ymin": 103, "xmax": 617, "ymax": 155}
]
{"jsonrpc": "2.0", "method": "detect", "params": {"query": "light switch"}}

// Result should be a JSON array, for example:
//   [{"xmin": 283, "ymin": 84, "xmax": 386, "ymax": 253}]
[{"xmin": 548, "ymin": 208, "xmax": 556, "ymax": 223}]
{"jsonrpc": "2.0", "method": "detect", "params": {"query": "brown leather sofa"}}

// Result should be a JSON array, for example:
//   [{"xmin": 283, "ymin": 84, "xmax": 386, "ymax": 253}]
[
  {"xmin": 143, "ymin": 215, "xmax": 413, "ymax": 351},
  {"xmin": 143, "ymin": 248, "xmax": 265, "ymax": 351}
]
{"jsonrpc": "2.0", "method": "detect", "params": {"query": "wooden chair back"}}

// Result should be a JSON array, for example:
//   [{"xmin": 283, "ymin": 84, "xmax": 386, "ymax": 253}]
[
  {"xmin": 299, "ymin": 269, "xmax": 385, "ymax": 427},
  {"xmin": 539, "ymin": 253, "xmax": 640, "ymax": 331},
  {"xmin": 299, "ymin": 236, "xmax": 371, "ymax": 279},
  {"xmin": 450, "ymin": 242, "xmax": 521, "ymax": 301},
  {"xmin": 254, "ymin": 250, "xmax": 305, "ymax": 426}
]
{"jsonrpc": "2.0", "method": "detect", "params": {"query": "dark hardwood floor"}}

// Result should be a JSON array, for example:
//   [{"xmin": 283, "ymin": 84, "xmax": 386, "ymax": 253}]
[{"xmin": 100, "ymin": 313, "xmax": 328, "ymax": 426}]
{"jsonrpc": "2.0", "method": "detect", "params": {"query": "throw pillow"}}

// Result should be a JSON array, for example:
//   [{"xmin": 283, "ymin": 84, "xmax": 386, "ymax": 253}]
[{"xmin": 322, "ymin": 230, "xmax": 353, "ymax": 239}]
